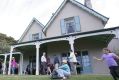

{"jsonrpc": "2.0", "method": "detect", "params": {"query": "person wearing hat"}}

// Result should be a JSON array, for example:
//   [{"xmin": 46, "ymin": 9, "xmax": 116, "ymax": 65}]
[{"xmin": 56, "ymin": 59, "xmax": 71, "ymax": 80}]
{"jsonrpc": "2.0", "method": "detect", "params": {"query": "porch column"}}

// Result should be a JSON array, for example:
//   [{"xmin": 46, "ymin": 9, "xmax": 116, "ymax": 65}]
[
  {"xmin": 8, "ymin": 46, "xmax": 14, "ymax": 75},
  {"xmin": 68, "ymin": 37, "xmax": 75, "ymax": 52},
  {"xmin": 19, "ymin": 53, "xmax": 23, "ymax": 75},
  {"xmin": 115, "ymin": 29, "xmax": 119, "ymax": 39},
  {"xmin": 35, "ymin": 43, "xmax": 40, "ymax": 75},
  {"xmin": 68, "ymin": 37, "xmax": 77, "ymax": 75},
  {"xmin": 3, "ymin": 54, "xmax": 7, "ymax": 75}
]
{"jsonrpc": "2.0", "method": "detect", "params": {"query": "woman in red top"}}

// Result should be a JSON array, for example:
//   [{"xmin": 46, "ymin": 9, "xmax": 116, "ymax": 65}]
[{"xmin": 47, "ymin": 56, "xmax": 51, "ymax": 75}]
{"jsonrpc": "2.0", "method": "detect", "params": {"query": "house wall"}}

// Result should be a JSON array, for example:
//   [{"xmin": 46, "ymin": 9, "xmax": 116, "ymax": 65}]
[
  {"xmin": 46, "ymin": 2, "xmax": 104, "ymax": 38},
  {"xmin": 46, "ymin": 38, "xmax": 109, "ymax": 74},
  {"xmin": 75, "ymin": 38, "xmax": 109, "ymax": 74},
  {"xmin": 46, "ymin": 41, "xmax": 70, "ymax": 63},
  {"xmin": 21, "ymin": 21, "xmax": 45, "ymax": 42},
  {"xmin": 22, "ymin": 52, "xmax": 36, "ymax": 73},
  {"xmin": 90, "ymin": 49, "xmax": 109, "ymax": 74},
  {"xmin": 108, "ymin": 38, "xmax": 119, "ymax": 53}
]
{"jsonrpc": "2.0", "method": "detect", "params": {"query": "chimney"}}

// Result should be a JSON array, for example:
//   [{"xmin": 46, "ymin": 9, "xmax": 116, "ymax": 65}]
[{"xmin": 84, "ymin": 0, "xmax": 92, "ymax": 9}]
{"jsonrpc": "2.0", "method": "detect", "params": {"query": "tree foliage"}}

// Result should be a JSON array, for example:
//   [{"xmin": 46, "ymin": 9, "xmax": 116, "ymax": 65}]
[{"xmin": 0, "ymin": 33, "xmax": 16, "ymax": 54}]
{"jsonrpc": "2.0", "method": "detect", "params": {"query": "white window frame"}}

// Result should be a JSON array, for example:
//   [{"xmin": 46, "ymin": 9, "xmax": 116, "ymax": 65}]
[
  {"xmin": 64, "ymin": 17, "xmax": 76, "ymax": 34},
  {"xmin": 32, "ymin": 33, "xmax": 39, "ymax": 40}
]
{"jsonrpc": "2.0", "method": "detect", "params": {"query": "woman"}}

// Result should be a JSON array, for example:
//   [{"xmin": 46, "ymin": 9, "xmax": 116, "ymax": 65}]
[
  {"xmin": 41, "ymin": 52, "xmax": 47, "ymax": 75},
  {"xmin": 94, "ymin": 48, "xmax": 119, "ymax": 80},
  {"xmin": 68, "ymin": 50, "xmax": 77, "ymax": 75},
  {"xmin": 47, "ymin": 56, "xmax": 51, "ymax": 75},
  {"xmin": 54, "ymin": 55, "xmax": 60, "ymax": 70},
  {"xmin": 56, "ymin": 59, "xmax": 71, "ymax": 80},
  {"xmin": 11, "ymin": 57, "xmax": 17, "ymax": 75}
]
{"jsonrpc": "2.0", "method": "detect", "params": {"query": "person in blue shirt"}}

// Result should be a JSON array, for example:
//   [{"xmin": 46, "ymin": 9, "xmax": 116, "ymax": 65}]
[{"xmin": 56, "ymin": 59, "xmax": 71, "ymax": 80}]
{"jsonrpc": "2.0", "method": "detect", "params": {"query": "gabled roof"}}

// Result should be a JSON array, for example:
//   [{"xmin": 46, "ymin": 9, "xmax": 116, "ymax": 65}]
[
  {"xmin": 18, "ymin": 17, "xmax": 44, "ymax": 43},
  {"xmin": 43, "ymin": 0, "xmax": 109, "ymax": 32}
]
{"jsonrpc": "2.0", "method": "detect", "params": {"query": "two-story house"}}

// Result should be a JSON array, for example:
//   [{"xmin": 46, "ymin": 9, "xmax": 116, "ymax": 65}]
[{"xmin": 2, "ymin": 0, "xmax": 119, "ymax": 75}]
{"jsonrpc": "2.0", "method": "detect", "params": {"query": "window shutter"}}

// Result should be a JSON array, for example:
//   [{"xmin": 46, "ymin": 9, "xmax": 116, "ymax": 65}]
[
  {"xmin": 29, "ymin": 34, "xmax": 32, "ymax": 41},
  {"xmin": 60, "ymin": 19, "xmax": 66, "ymax": 35},
  {"xmin": 74, "ymin": 16, "xmax": 80, "ymax": 32}
]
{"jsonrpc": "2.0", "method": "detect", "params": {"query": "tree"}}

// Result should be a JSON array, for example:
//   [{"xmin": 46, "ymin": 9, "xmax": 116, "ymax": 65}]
[{"xmin": 0, "ymin": 33, "xmax": 16, "ymax": 54}]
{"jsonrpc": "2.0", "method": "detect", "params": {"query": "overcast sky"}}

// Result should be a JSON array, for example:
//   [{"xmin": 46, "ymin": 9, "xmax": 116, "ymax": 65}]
[{"xmin": 0, "ymin": 0, "xmax": 118, "ymax": 40}]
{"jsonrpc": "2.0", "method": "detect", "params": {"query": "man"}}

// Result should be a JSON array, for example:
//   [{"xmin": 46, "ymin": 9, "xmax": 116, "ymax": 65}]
[{"xmin": 41, "ymin": 52, "xmax": 47, "ymax": 75}]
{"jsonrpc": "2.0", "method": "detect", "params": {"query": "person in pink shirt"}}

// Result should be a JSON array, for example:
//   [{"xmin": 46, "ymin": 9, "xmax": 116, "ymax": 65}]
[
  {"xmin": 11, "ymin": 57, "xmax": 17, "ymax": 75},
  {"xmin": 94, "ymin": 48, "xmax": 119, "ymax": 80}
]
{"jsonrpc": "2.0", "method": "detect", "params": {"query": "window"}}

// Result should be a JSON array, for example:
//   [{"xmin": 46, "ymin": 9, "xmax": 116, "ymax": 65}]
[
  {"xmin": 76, "ymin": 51, "xmax": 92, "ymax": 74},
  {"xmin": 65, "ymin": 17, "xmax": 76, "ymax": 34},
  {"xmin": 60, "ymin": 16, "xmax": 80, "ymax": 35},
  {"xmin": 32, "ymin": 33, "xmax": 40, "ymax": 40}
]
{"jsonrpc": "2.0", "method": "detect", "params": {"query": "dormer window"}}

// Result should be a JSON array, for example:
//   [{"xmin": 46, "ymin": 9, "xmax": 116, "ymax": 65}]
[
  {"xmin": 32, "ymin": 33, "xmax": 39, "ymax": 40},
  {"xmin": 60, "ymin": 16, "xmax": 81, "ymax": 35},
  {"xmin": 29, "ymin": 33, "xmax": 42, "ymax": 41}
]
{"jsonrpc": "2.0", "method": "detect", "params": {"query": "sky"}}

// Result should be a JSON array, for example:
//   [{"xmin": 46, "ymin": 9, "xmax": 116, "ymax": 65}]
[{"xmin": 0, "ymin": 0, "xmax": 119, "ymax": 40}]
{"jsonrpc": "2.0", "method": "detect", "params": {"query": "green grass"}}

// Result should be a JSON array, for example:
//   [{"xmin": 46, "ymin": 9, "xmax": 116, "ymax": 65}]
[{"xmin": 0, "ymin": 75, "xmax": 112, "ymax": 80}]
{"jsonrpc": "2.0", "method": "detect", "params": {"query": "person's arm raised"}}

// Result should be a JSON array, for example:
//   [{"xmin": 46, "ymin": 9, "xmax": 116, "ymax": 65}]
[{"xmin": 93, "ymin": 56, "xmax": 103, "ymax": 61}]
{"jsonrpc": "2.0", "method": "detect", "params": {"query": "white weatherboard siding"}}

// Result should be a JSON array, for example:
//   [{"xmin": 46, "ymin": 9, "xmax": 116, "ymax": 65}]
[
  {"xmin": 21, "ymin": 21, "xmax": 44, "ymax": 42},
  {"xmin": 46, "ymin": 2, "xmax": 104, "ymax": 38},
  {"xmin": 45, "ymin": 38, "xmax": 110, "ymax": 74}
]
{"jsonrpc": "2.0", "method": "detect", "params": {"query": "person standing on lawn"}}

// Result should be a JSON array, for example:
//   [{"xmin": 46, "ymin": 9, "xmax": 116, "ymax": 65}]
[
  {"xmin": 11, "ymin": 57, "xmax": 17, "ymax": 75},
  {"xmin": 94, "ymin": 48, "xmax": 119, "ymax": 80}
]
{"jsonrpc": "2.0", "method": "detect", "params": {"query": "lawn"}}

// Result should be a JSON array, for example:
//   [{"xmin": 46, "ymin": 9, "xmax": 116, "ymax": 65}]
[{"xmin": 0, "ymin": 75, "xmax": 112, "ymax": 80}]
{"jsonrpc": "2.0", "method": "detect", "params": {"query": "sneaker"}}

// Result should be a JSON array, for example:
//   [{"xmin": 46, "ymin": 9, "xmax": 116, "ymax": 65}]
[{"xmin": 63, "ymin": 77, "xmax": 66, "ymax": 80}]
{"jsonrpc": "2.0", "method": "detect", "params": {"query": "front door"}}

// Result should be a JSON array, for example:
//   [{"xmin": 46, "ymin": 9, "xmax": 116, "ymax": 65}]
[{"xmin": 77, "ymin": 51, "xmax": 92, "ymax": 74}]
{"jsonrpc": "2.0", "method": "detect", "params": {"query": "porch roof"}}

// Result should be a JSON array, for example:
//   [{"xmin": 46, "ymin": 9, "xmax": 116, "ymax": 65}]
[{"xmin": 13, "ymin": 26, "xmax": 119, "ymax": 46}]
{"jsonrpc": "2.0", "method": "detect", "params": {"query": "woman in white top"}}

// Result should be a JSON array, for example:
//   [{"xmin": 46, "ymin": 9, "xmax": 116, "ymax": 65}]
[
  {"xmin": 41, "ymin": 52, "xmax": 47, "ymax": 75},
  {"xmin": 68, "ymin": 50, "xmax": 77, "ymax": 75}
]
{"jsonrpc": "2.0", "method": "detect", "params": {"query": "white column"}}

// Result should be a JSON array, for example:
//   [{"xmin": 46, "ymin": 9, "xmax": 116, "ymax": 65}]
[
  {"xmin": 3, "ymin": 54, "xmax": 7, "ymax": 75},
  {"xmin": 19, "ymin": 53, "xmax": 23, "ymax": 75},
  {"xmin": 115, "ymin": 29, "xmax": 119, "ymax": 39},
  {"xmin": 68, "ymin": 37, "xmax": 75, "ymax": 52},
  {"xmin": 36, "ymin": 43, "xmax": 40, "ymax": 75},
  {"xmin": 68, "ymin": 36, "xmax": 77, "ymax": 75},
  {"xmin": 8, "ymin": 46, "xmax": 14, "ymax": 75}
]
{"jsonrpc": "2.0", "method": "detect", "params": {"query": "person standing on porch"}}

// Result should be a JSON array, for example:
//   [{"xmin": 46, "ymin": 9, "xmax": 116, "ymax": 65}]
[
  {"xmin": 11, "ymin": 57, "xmax": 17, "ymax": 75},
  {"xmin": 41, "ymin": 52, "xmax": 47, "ymax": 75},
  {"xmin": 54, "ymin": 55, "xmax": 60, "ymax": 70},
  {"xmin": 46, "ymin": 56, "xmax": 51, "ymax": 75},
  {"xmin": 94, "ymin": 48, "xmax": 119, "ymax": 80},
  {"xmin": 68, "ymin": 50, "xmax": 77, "ymax": 75},
  {"xmin": 0, "ymin": 60, "xmax": 3, "ymax": 74}
]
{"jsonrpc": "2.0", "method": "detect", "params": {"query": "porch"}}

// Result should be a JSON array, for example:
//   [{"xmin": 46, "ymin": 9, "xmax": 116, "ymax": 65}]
[{"xmin": 1, "ymin": 27, "xmax": 119, "ymax": 75}]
